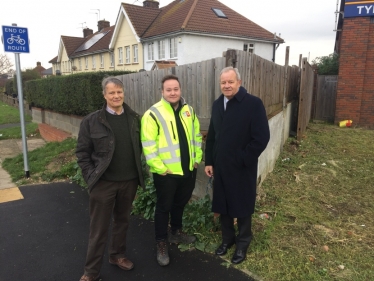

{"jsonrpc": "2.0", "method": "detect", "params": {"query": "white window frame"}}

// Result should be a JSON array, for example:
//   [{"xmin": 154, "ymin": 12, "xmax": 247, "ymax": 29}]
[
  {"xmin": 92, "ymin": 55, "xmax": 96, "ymax": 69},
  {"xmin": 110, "ymin": 52, "xmax": 114, "ymax": 67},
  {"xmin": 85, "ymin": 57, "xmax": 88, "ymax": 69},
  {"xmin": 170, "ymin": 37, "xmax": 178, "ymax": 58},
  {"xmin": 158, "ymin": 40, "xmax": 165, "ymax": 59},
  {"xmin": 118, "ymin": 47, "xmax": 123, "ymax": 64},
  {"xmin": 148, "ymin": 43, "xmax": 154, "ymax": 61},
  {"xmin": 125, "ymin": 46, "xmax": 130, "ymax": 64},
  {"xmin": 133, "ymin": 44, "xmax": 138, "ymax": 63},
  {"xmin": 100, "ymin": 54, "xmax": 104, "ymax": 68},
  {"xmin": 243, "ymin": 43, "xmax": 255, "ymax": 53},
  {"xmin": 78, "ymin": 58, "xmax": 82, "ymax": 71}
]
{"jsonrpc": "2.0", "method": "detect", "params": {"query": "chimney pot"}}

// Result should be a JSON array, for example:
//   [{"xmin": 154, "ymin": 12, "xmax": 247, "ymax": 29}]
[
  {"xmin": 83, "ymin": 28, "xmax": 94, "ymax": 38},
  {"xmin": 143, "ymin": 0, "xmax": 159, "ymax": 8},
  {"xmin": 98, "ymin": 20, "xmax": 110, "ymax": 32}
]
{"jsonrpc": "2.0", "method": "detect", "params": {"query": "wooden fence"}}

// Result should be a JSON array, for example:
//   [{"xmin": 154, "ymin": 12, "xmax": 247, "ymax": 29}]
[
  {"xmin": 117, "ymin": 50, "xmax": 303, "ymax": 132},
  {"xmin": 297, "ymin": 58, "xmax": 315, "ymax": 140},
  {"xmin": 313, "ymin": 75, "xmax": 338, "ymax": 122}
]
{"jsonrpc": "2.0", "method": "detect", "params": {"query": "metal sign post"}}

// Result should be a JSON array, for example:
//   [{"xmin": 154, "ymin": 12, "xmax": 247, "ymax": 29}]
[{"xmin": 1, "ymin": 23, "xmax": 30, "ymax": 178}]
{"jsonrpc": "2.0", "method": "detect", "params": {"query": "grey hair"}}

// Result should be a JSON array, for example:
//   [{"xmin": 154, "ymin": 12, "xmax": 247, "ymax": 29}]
[
  {"xmin": 101, "ymin": 77, "xmax": 124, "ymax": 95},
  {"xmin": 220, "ymin": 67, "xmax": 241, "ymax": 81}
]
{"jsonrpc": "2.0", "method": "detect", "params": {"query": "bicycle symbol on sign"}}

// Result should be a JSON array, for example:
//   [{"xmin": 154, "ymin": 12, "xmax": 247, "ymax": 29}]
[{"xmin": 7, "ymin": 34, "xmax": 26, "ymax": 45}]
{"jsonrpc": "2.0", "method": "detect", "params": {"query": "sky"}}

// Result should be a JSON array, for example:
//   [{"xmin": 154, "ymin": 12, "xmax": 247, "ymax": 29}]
[{"xmin": 1, "ymin": 0, "xmax": 340, "ymax": 71}]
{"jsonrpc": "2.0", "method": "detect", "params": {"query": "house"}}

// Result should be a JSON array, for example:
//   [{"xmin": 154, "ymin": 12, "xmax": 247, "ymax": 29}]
[
  {"xmin": 41, "ymin": 67, "xmax": 53, "ymax": 78},
  {"xmin": 110, "ymin": 0, "xmax": 284, "ymax": 71},
  {"xmin": 334, "ymin": 0, "xmax": 374, "ymax": 127},
  {"xmin": 33, "ymin": 62, "xmax": 46, "ymax": 77},
  {"xmin": 49, "ymin": 20, "xmax": 115, "ymax": 75}
]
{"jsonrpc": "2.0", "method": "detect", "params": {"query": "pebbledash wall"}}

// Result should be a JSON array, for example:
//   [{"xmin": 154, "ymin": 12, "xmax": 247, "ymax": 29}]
[
  {"xmin": 335, "ymin": 16, "xmax": 374, "ymax": 128},
  {"xmin": 32, "ymin": 102, "xmax": 295, "ymax": 199}
]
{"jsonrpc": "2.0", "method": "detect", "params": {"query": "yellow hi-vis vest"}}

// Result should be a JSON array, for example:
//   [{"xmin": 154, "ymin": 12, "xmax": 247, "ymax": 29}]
[{"xmin": 141, "ymin": 98, "xmax": 203, "ymax": 175}]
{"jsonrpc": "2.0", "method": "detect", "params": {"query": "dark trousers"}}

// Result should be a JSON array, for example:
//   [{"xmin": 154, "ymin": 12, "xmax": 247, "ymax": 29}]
[
  {"xmin": 220, "ymin": 214, "xmax": 253, "ymax": 250},
  {"xmin": 84, "ymin": 178, "xmax": 138, "ymax": 276},
  {"xmin": 153, "ymin": 170, "xmax": 197, "ymax": 241}
]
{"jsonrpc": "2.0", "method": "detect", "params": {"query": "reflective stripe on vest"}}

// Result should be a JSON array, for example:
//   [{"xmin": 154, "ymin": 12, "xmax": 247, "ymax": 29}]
[{"xmin": 150, "ymin": 106, "xmax": 181, "ymax": 164}]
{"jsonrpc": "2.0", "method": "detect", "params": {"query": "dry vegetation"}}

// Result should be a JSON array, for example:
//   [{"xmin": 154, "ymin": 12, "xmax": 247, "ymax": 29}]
[{"xmin": 233, "ymin": 122, "xmax": 374, "ymax": 281}]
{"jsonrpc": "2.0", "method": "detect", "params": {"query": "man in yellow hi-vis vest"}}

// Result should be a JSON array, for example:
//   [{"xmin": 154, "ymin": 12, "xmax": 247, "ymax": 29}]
[{"xmin": 141, "ymin": 74, "xmax": 202, "ymax": 266}]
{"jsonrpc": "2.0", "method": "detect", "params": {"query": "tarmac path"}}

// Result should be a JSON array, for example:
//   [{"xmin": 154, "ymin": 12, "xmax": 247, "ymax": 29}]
[{"xmin": 0, "ymin": 182, "xmax": 255, "ymax": 281}]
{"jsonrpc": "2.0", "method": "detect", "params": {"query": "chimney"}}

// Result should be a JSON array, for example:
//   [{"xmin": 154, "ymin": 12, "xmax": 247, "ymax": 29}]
[
  {"xmin": 37, "ymin": 62, "xmax": 41, "ymax": 66},
  {"xmin": 98, "ymin": 20, "xmax": 110, "ymax": 32},
  {"xmin": 143, "ymin": 0, "xmax": 159, "ymax": 8},
  {"xmin": 83, "ymin": 28, "xmax": 93, "ymax": 38}
]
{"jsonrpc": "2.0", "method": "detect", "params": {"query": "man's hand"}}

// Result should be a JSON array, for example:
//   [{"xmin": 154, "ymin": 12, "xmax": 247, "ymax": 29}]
[
  {"xmin": 205, "ymin": 166, "xmax": 214, "ymax": 177},
  {"xmin": 161, "ymin": 169, "xmax": 173, "ymax": 176},
  {"xmin": 194, "ymin": 162, "xmax": 198, "ymax": 169}
]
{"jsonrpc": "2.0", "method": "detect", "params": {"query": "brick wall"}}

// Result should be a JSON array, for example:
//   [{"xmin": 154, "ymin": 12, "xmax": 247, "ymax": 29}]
[
  {"xmin": 335, "ymin": 17, "xmax": 374, "ymax": 128},
  {"xmin": 38, "ymin": 123, "xmax": 72, "ymax": 142}
]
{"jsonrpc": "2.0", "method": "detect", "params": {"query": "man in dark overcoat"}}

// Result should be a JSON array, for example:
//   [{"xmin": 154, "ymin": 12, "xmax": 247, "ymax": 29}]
[{"xmin": 205, "ymin": 67, "xmax": 270, "ymax": 264}]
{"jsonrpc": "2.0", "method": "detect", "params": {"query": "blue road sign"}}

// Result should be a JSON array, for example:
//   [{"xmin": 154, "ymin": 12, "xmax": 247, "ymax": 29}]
[
  {"xmin": 2, "ymin": 25, "xmax": 30, "ymax": 53},
  {"xmin": 345, "ymin": 0, "xmax": 374, "ymax": 18}
]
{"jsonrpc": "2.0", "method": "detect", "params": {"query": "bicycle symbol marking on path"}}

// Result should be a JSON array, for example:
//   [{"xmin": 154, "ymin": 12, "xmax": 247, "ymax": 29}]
[{"xmin": 6, "ymin": 34, "xmax": 26, "ymax": 45}]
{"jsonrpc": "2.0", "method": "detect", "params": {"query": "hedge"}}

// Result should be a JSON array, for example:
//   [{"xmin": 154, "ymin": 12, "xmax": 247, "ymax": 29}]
[{"xmin": 25, "ymin": 71, "xmax": 134, "ymax": 116}]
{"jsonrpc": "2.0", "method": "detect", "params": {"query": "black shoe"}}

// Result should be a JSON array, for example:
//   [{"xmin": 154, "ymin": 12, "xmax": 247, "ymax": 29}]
[
  {"xmin": 231, "ymin": 248, "xmax": 247, "ymax": 264},
  {"xmin": 168, "ymin": 229, "xmax": 196, "ymax": 244},
  {"xmin": 215, "ymin": 242, "xmax": 235, "ymax": 256}
]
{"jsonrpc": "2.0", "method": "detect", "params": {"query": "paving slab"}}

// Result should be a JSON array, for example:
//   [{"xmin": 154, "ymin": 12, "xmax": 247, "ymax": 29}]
[{"xmin": 0, "ymin": 138, "xmax": 46, "ymax": 193}]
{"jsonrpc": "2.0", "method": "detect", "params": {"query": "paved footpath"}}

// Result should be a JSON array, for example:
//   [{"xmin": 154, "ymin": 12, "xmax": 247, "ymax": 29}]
[
  {"xmin": 0, "ymin": 138, "xmax": 46, "ymax": 203},
  {"xmin": 0, "ymin": 137, "xmax": 258, "ymax": 281}
]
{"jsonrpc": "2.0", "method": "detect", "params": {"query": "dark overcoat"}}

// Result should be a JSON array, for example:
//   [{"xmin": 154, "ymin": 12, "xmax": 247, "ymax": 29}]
[{"xmin": 205, "ymin": 86, "xmax": 270, "ymax": 218}]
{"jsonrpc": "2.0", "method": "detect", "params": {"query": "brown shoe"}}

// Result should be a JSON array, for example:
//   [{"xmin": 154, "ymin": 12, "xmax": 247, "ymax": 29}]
[
  {"xmin": 79, "ymin": 274, "xmax": 99, "ymax": 281},
  {"xmin": 109, "ymin": 257, "xmax": 134, "ymax": 271}
]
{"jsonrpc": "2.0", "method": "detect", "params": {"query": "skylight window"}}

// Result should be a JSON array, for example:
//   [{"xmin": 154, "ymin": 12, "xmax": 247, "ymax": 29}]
[{"xmin": 212, "ymin": 8, "xmax": 227, "ymax": 18}]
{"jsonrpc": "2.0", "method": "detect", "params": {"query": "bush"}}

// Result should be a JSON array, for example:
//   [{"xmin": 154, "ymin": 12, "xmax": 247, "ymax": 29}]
[{"xmin": 25, "ymin": 71, "xmax": 134, "ymax": 116}]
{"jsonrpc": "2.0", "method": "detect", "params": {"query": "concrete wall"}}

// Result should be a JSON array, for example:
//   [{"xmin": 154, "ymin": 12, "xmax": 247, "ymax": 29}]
[
  {"xmin": 31, "ymin": 107, "xmax": 82, "ymax": 138},
  {"xmin": 31, "ymin": 102, "xmax": 295, "ymax": 199}
]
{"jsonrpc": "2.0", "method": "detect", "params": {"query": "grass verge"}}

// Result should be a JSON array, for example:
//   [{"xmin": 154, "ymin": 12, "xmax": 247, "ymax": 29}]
[
  {"xmin": 0, "ymin": 122, "xmax": 39, "ymax": 140},
  {"xmin": 0, "ymin": 100, "xmax": 32, "ymax": 124},
  {"xmin": 237, "ymin": 122, "xmax": 374, "ymax": 281},
  {"xmin": 2, "ymin": 138, "xmax": 79, "ymax": 186}
]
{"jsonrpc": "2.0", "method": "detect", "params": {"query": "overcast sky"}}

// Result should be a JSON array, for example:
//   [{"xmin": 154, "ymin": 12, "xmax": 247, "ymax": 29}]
[{"xmin": 1, "ymin": 0, "xmax": 340, "ymax": 70}]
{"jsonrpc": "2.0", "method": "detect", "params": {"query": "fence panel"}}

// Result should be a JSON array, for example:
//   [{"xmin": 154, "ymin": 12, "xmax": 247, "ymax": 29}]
[
  {"xmin": 313, "ymin": 75, "xmax": 338, "ymax": 122},
  {"xmin": 115, "ymin": 50, "xmax": 304, "ymax": 131},
  {"xmin": 297, "ymin": 58, "xmax": 314, "ymax": 140}
]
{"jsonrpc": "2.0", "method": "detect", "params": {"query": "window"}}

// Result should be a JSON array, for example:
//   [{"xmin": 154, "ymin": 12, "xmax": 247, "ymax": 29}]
[
  {"xmin": 158, "ymin": 40, "xmax": 165, "ymax": 59},
  {"xmin": 148, "ymin": 43, "xmax": 154, "ymax": 60},
  {"xmin": 125, "ymin": 46, "xmax": 130, "ymax": 64},
  {"xmin": 243, "ymin": 43, "xmax": 255, "ymax": 53},
  {"xmin": 212, "ymin": 8, "xmax": 227, "ymax": 18},
  {"xmin": 100, "ymin": 54, "xmax": 104, "ymax": 68},
  {"xmin": 78, "ymin": 58, "xmax": 82, "ymax": 71},
  {"xmin": 133, "ymin": 44, "xmax": 138, "ymax": 63},
  {"xmin": 170, "ymin": 37, "xmax": 178, "ymax": 58},
  {"xmin": 110, "ymin": 52, "xmax": 114, "ymax": 67},
  {"xmin": 118, "ymin": 47, "xmax": 123, "ymax": 64},
  {"xmin": 92, "ymin": 55, "xmax": 96, "ymax": 69},
  {"xmin": 85, "ymin": 57, "xmax": 88, "ymax": 69}
]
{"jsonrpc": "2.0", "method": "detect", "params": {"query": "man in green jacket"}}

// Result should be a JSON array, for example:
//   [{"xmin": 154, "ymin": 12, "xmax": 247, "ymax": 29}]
[
  {"xmin": 141, "ymin": 74, "xmax": 202, "ymax": 266},
  {"xmin": 76, "ymin": 77, "xmax": 144, "ymax": 281}
]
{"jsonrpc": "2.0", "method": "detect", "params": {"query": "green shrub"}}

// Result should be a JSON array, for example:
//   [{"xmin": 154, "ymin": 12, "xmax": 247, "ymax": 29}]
[{"xmin": 25, "ymin": 71, "xmax": 134, "ymax": 116}]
